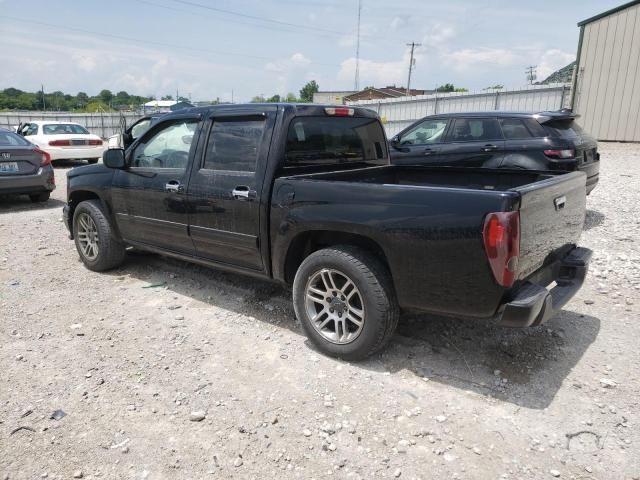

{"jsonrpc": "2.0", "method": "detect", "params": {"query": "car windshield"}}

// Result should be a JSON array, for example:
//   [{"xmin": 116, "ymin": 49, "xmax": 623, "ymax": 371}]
[
  {"xmin": 0, "ymin": 130, "xmax": 31, "ymax": 146},
  {"xmin": 43, "ymin": 124, "xmax": 90, "ymax": 135},
  {"xmin": 285, "ymin": 116, "xmax": 387, "ymax": 167}
]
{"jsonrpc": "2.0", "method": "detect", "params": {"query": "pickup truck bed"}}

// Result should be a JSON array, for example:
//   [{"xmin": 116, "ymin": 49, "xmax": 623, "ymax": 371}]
[{"xmin": 63, "ymin": 103, "xmax": 592, "ymax": 360}]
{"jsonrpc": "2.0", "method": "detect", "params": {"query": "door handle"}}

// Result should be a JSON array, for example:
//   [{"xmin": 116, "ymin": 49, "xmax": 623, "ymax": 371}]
[
  {"xmin": 165, "ymin": 181, "xmax": 184, "ymax": 193},
  {"xmin": 232, "ymin": 186, "xmax": 257, "ymax": 201},
  {"xmin": 423, "ymin": 148, "xmax": 434, "ymax": 155},
  {"xmin": 482, "ymin": 144, "xmax": 498, "ymax": 152}
]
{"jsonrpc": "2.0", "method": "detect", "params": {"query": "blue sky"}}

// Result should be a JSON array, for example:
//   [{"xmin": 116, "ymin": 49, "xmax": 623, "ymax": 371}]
[{"xmin": 0, "ymin": 0, "xmax": 624, "ymax": 102}]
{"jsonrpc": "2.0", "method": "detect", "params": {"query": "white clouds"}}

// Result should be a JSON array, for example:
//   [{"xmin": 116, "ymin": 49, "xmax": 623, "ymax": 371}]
[
  {"xmin": 422, "ymin": 23, "xmax": 455, "ymax": 47},
  {"xmin": 443, "ymin": 48, "xmax": 520, "ymax": 71},
  {"xmin": 389, "ymin": 16, "xmax": 409, "ymax": 32},
  {"xmin": 536, "ymin": 49, "xmax": 576, "ymax": 80},
  {"xmin": 265, "ymin": 52, "xmax": 311, "ymax": 73}
]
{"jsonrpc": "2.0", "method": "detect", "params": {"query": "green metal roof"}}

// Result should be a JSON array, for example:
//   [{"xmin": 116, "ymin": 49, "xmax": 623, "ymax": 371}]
[{"xmin": 578, "ymin": 0, "xmax": 640, "ymax": 26}]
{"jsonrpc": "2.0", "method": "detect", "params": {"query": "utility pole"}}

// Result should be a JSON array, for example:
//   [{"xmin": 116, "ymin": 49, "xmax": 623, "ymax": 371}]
[
  {"xmin": 176, "ymin": 88, "xmax": 179, "ymax": 101},
  {"xmin": 41, "ymin": 84, "xmax": 46, "ymax": 111},
  {"xmin": 406, "ymin": 42, "xmax": 421, "ymax": 96},
  {"xmin": 231, "ymin": 89, "xmax": 234, "ymax": 103},
  {"xmin": 354, "ymin": 0, "xmax": 362, "ymax": 91},
  {"xmin": 525, "ymin": 65, "xmax": 537, "ymax": 85}
]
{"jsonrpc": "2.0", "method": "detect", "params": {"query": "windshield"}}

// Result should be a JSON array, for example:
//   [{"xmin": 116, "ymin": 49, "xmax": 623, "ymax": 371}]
[
  {"xmin": 285, "ymin": 116, "xmax": 387, "ymax": 167},
  {"xmin": 0, "ymin": 130, "xmax": 31, "ymax": 146},
  {"xmin": 43, "ymin": 124, "xmax": 90, "ymax": 135}
]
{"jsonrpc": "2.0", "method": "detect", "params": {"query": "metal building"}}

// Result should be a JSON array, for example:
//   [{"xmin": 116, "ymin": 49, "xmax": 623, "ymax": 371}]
[{"xmin": 571, "ymin": 1, "xmax": 640, "ymax": 141}]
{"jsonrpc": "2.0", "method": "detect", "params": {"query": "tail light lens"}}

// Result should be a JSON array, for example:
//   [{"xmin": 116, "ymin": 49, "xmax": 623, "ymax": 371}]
[
  {"xmin": 88, "ymin": 139, "xmax": 103, "ymax": 146},
  {"xmin": 34, "ymin": 147, "xmax": 51, "ymax": 167},
  {"xmin": 544, "ymin": 148, "xmax": 575, "ymax": 159},
  {"xmin": 49, "ymin": 139, "xmax": 71, "ymax": 146},
  {"xmin": 482, "ymin": 211, "xmax": 520, "ymax": 288}
]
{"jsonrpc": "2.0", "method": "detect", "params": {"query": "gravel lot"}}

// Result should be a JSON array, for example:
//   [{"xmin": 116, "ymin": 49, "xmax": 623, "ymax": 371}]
[{"xmin": 1, "ymin": 143, "xmax": 639, "ymax": 480}]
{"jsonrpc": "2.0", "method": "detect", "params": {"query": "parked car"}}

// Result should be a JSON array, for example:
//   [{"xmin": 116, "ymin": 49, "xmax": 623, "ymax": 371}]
[
  {"xmin": 0, "ymin": 127, "xmax": 55, "ymax": 202},
  {"xmin": 17, "ymin": 121, "xmax": 105, "ymax": 164},
  {"xmin": 62, "ymin": 104, "xmax": 591, "ymax": 360},
  {"xmin": 389, "ymin": 111, "xmax": 600, "ymax": 194}
]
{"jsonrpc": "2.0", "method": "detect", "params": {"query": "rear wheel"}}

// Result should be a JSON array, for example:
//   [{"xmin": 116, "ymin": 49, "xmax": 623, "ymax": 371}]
[
  {"xmin": 293, "ymin": 245, "xmax": 399, "ymax": 360},
  {"xmin": 87, "ymin": 158, "xmax": 99, "ymax": 164},
  {"xmin": 73, "ymin": 200, "xmax": 126, "ymax": 271},
  {"xmin": 29, "ymin": 192, "xmax": 50, "ymax": 203}
]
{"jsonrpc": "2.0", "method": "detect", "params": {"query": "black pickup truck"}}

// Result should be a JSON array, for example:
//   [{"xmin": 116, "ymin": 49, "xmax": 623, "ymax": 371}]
[{"xmin": 63, "ymin": 104, "xmax": 592, "ymax": 360}]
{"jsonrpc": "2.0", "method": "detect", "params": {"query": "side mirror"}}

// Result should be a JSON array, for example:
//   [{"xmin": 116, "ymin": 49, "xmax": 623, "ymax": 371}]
[{"xmin": 103, "ymin": 149, "xmax": 126, "ymax": 169}]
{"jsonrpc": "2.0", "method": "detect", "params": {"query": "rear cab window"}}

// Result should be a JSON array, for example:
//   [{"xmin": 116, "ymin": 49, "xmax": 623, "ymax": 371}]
[
  {"xmin": 499, "ymin": 118, "xmax": 533, "ymax": 139},
  {"xmin": 203, "ymin": 117, "xmax": 265, "ymax": 172},
  {"xmin": 284, "ymin": 116, "xmax": 387, "ymax": 167}
]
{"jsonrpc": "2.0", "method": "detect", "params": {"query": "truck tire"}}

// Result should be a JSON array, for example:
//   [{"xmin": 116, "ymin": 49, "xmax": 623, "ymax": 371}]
[
  {"xmin": 72, "ymin": 200, "xmax": 126, "ymax": 272},
  {"xmin": 293, "ymin": 245, "xmax": 399, "ymax": 360}
]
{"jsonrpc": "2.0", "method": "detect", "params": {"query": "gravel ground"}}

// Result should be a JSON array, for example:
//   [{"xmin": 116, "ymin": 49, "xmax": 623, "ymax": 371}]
[{"xmin": 1, "ymin": 144, "xmax": 639, "ymax": 480}]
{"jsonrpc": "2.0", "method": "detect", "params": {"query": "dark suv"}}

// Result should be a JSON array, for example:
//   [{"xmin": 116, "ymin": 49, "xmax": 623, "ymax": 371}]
[{"xmin": 389, "ymin": 111, "xmax": 599, "ymax": 193}]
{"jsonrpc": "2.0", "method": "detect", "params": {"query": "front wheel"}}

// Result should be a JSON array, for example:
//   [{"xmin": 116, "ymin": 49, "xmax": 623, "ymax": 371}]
[
  {"xmin": 73, "ymin": 200, "xmax": 126, "ymax": 271},
  {"xmin": 293, "ymin": 246, "xmax": 399, "ymax": 360},
  {"xmin": 87, "ymin": 158, "xmax": 99, "ymax": 164}
]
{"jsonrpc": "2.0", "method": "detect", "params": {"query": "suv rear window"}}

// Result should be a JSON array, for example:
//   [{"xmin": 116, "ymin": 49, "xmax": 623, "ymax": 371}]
[
  {"xmin": 545, "ymin": 119, "xmax": 585, "ymax": 139},
  {"xmin": 285, "ymin": 116, "xmax": 387, "ymax": 167}
]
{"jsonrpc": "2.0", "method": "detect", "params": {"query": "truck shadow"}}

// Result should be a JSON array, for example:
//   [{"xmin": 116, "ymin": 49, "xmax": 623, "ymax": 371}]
[
  {"xmin": 0, "ymin": 195, "xmax": 65, "ymax": 214},
  {"xmin": 584, "ymin": 209, "xmax": 605, "ymax": 231},
  {"xmin": 110, "ymin": 252, "xmax": 600, "ymax": 411}
]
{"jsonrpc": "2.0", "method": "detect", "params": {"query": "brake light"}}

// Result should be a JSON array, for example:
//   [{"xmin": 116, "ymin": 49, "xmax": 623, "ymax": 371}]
[
  {"xmin": 88, "ymin": 139, "xmax": 103, "ymax": 146},
  {"xmin": 544, "ymin": 148, "xmax": 575, "ymax": 159},
  {"xmin": 34, "ymin": 147, "xmax": 51, "ymax": 167},
  {"xmin": 482, "ymin": 211, "xmax": 520, "ymax": 288},
  {"xmin": 49, "ymin": 139, "xmax": 71, "ymax": 147},
  {"xmin": 324, "ymin": 107, "xmax": 354, "ymax": 117}
]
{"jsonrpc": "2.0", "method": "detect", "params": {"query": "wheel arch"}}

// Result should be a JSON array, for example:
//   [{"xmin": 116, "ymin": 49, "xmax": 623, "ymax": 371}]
[
  {"xmin": 282, "ymin": 230, "xmax": 392, "ymax": 286},
  {"xmin": 68, "ymin": 190, "xmax": 121, "ymax": 240}
]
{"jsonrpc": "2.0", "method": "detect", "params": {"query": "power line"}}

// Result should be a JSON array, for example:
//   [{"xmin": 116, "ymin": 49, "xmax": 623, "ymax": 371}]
[
  {"xmin": 169, "ymin": 0, "xmax": 342, "ymax": 35},
  {"xmin": 0, "ymin": 15, "xmax": 341, "ymax": 69},
  {"xmin": 406, "ymin": 42, "xmax": 421, "ymax": 95},
  {"xmin": 134, "ymin": 0, "xmax": 339, "ymax": 39},
  {"xmin": 526, "ymin": 65, "xmax": 537, "ymax": 85}
]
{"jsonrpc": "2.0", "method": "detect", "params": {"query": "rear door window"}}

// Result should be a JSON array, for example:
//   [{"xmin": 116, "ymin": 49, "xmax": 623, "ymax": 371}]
[
  {"xmin": 446, "ymin": 118, "xmax": 502, "ymax": 142},
  {"xmin": 285, "ymin": 116, "xmax": 387, "ymax": 167},
  {"xmin": 0, "ymin": 130, "xmax": 30, "ymax": 146},
  {"xmin": 203, "ymin": 118, "xmax": 265, "ymax": 172}
]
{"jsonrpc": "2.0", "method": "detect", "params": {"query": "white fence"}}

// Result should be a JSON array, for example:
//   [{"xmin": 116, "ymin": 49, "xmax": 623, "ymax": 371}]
[
  {"xmin": 347, "ymin": 84, "xmax": 572, "ymax": 136},
  {"xmin": 0, "ymin": 112, "xmax": 142, "ymax": 139}
]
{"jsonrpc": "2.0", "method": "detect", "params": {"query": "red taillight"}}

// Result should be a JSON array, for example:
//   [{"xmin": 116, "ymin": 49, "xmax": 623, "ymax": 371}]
[
  {"xmin": 482, "ymin": 211, "xmax": 520, "ymax": 288},
  {"xmin": 544, "ymin": 148, "xmax": 575, "ymax": 159},
  {"xmin": 49, "ymin": 139, "xmax": 70, "ymax": 147},
  {"xmin": 88, "ymin": 139, "xmax": 103, "ymax": 146},
  {"xmin": 324, "ymin": 107, "xmax": 354, "ymax": 117},
  {"xmin": 34, "ymin": 147, "xmax": 51, "ymax": 167}
]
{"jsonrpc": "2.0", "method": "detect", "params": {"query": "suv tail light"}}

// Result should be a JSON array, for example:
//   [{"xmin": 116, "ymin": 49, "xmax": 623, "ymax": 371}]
[
  {"xmin": 49, "ymin": 139, "xmax": 71, "ymax": 146},
  {"xmin": 482, "ymin": 211, "xmax": 520, "ymax": 288},
  {"xmin": 544, "ymin": 148, "xmax": 575, "ymax": 159},
  {"xmin": 34, "ymin": 147, "xmax": 51, "ymax": 167}
]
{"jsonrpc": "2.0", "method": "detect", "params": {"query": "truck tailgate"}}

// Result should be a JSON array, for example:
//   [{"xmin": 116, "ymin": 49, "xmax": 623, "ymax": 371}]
[{"xmin": 515, "ymin": 171, "xmax": 587, "ymax": 280}]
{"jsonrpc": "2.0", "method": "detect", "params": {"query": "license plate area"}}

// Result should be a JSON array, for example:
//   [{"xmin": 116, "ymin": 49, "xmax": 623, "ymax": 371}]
[
  {"xmin": 0, "ymin": 161, "xmax": 19, "ymax": 173},
  {"xmin": 70, "ymin": 139, "xmax": 88, "ymax": 146}
]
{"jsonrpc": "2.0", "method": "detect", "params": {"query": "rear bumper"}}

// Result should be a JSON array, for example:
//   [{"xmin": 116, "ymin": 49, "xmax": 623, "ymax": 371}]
[
  {"xmin": 585, "ymin": 172, "xmax": 599, "ymax": 194},
  {"xmin": 48, "ymin": 146, "xmax": 105, "ymax": 161},
  {"xmin": 497, "ymin": 247, "xmax": 592, "ymax": 327},
  {"xmin": 0, "ymin": 166, "xmax": 56, "ymax": 195}
]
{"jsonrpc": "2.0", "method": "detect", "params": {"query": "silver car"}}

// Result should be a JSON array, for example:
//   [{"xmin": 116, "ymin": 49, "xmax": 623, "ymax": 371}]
[{"xmin": 0, "ymin": 127, "xmax": 55, "ymax": 202}]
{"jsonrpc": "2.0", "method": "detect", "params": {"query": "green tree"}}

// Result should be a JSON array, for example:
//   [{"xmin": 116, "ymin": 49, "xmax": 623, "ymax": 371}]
[
  {"xmin": 250, "ymin": 95, "xmax": 266, "ymax": 103},
  {"xmin": 484, "ymin": 84, "xmax": 504, "ymax": 90},
  {"xmin": 299, "ymin": 80, "xmax": 319, "ymax": 102},
  {"xmin": 267, "ymin": 94, "xmax": 281, "ymax": 102},
  {"xmin": 98, "ymin": 89, "xmax": 114, "ymax": 106},
  {"xmin": 285, "ymin": 92, "xmax": 298, "ymax": 102},
  {"xmin": 436, "ymin": 83, "xmax": 455, "ymax": 93},
  {"xmin": 161, "ymin": 94, "xmax": 174, "ymax": 101}
]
